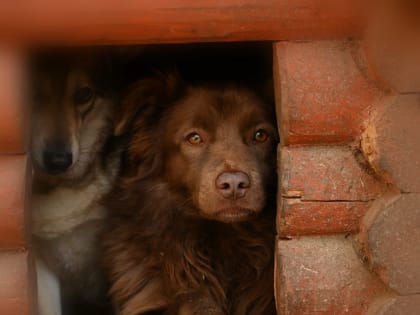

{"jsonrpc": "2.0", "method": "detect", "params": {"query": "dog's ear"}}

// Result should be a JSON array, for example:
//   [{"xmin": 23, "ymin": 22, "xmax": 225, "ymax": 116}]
[
  {"xmin": 117, "ymin": 72, "xmax": 183, "ymax": 179},
  {"xmin": 114, "ymin": 79, "xmax": 158, "ymax": 137},
  {"xmin": 114, "ymin": 72, "xmax": 180, "ymax": 136}
]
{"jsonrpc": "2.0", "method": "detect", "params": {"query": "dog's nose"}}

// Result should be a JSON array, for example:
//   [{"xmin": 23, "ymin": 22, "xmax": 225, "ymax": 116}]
[
  {"xmin": 43, "ymin": 147, "xmax": 73, "ymax": 174},
  {"xmin": 216, "ymin": 171, "xmax": 250, "ymax": 200}
]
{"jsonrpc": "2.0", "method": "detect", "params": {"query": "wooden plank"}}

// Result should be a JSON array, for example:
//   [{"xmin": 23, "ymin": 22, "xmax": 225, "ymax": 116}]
[
  {"xmin": 0, "ymin": 0, "xmax": 364, "ymax": 45},
  {"xmin": 0, "ymin": 251, "xmax": 34, "ymax": 315},
  {"xmin": 275, "ymin": 236, "xmax": 387, "ymax": 315},
  {"xmin": 0, "ymin": 48, "xmax": 26, "ymax": 154},
  {"xmin": 273, "ymin": 41, "xmax": 380, "ymax": 146},
  {"xmin": 278, "ymin": 199, "xmax": 371, "ymax": 236},
  {"xmin": 0, "ymin": 156, "xmax": 29, "ymax": 250},
  {"xmin": 280, "ymin": 146, "xmax": 384, "ymax": 201}
]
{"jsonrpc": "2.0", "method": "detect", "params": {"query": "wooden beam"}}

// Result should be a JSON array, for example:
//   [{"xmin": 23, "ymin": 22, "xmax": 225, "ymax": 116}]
[
  {"xmin": 0, "ymin": 48, "xmax": 26, "ymax": 153},
  {"xmin": 0, "ymin": 156, "xmax": 29, "ymax": 249},
  {"xmin": 0, "ymin": 251, "xmax": 34, "ymax": 315},
  {"xmin": 0, "ymin": 0, "xmax": 364, "ymax": 45}
]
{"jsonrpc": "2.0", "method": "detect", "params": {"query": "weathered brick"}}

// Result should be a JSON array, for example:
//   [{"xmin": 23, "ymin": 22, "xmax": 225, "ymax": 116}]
[
  {"xmin": 366, "ymin": 295, "xmax": 420, "ymax": 315},
  {"xmin": 278, "ymin": 198, "xmax": 371, "ymax": 236},
  {"xmin": 0, "ymin": 47, "xmax": 26, "ymax": 153},
  {"xmin": 275, "ymin": 235, "xmax": 386, "ymax": 315},
  {"xmin": 363, "ymin": 194, "xmax": 420, "ymax": 295},
  {"xmin": 280, "ymin": 146, "xmax": 384, "ymax": 201},
  {"xmin": 0, "ymin": 251, "xmax": 33, "ymax": 315},
  {"xmin": 0, "ymin": 156, "xmax": 28, "ymax": 249},
  {"xmin": 274, "ymin": 41, "xmax": 379, "ymax": 145},
  {"xmin": 361, "ymin": 95, "xmax": 420, "ymax": 193}
]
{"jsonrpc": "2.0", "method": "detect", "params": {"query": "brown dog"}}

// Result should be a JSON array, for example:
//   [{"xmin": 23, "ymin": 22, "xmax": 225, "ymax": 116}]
[{"xmin": 103, "ymin": 74, "xmax": 278, "ymax": 315}]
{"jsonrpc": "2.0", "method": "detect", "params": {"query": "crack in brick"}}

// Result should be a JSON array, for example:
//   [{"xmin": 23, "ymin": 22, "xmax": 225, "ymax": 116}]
[{"xmin": 281, "ymin": 196, "xmax": 375, "ymax": 202}]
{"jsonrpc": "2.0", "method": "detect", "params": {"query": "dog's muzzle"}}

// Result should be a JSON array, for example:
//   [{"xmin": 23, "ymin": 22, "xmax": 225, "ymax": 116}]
[{"xmin": 42, "ymin": 141, "xmax": 73, "ymax": 174}]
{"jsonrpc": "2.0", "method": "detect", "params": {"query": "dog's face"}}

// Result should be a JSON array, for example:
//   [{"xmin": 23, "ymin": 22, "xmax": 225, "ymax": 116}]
[
  {"xmin": 163, "ymin": 86, "xmax": 278, "ymax": 222},
  {"xmin": 126, "ymin": 76, "xmax": 278, "ymax": 223},
  {"xmin": 30, "ymin": 55, "xmax": 114, "ymax": 181}
]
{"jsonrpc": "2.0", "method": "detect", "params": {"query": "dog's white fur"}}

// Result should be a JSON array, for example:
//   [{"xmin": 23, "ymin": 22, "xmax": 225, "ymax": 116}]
[
  {"xmin": 32, "ymin": 165, "xmax": 112, "ymax": 239},
  {"xmin": 36, "ymin": 257, "xmax": 62, "ymax": 315},
  {"xmin": 33, "ymin": 162, "xmax": 117, "ymax": 315}
]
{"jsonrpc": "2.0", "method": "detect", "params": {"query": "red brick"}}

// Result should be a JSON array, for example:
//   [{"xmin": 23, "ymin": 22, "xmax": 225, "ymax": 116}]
[
  {"xmin": 364, "ymin": 194, "xmax": 420, "ymax": 295},
  {"xmin": 0, "ymin": 47, "xmax": 26, "ymax": 153},
  {"xmin": 366, "ymin": 295, "xmax": 420, "ymax": 315},
  {"xmin": 278, "ymin": 198, "xmax": 371, "ymax": 236},
  {"xmin": 275, "ymin": 235, "xmax": 386, "ymax": 315},
  {"xmin": 361, "ymin": 95, "xmax": 420, "ymax": 193},
  {"xmin": 274, "ymin": 41, "xmax": 380, "ymax": 145},
  {"xmin": 280, "ymin": 146, "xmax": 384, "ymax": 201},
  {"xmin": 0, "ymin": 156, "xmax": 29, "ymax": 249},
  {"xmin": 0, "ymin": 251, "xmax": 34, "ymax": 315}
]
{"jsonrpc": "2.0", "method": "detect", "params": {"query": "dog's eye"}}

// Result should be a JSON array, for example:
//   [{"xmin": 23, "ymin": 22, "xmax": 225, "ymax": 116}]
[
  {"xmin": 254, "ymin": 129, "xmax": 269, "ymax": 143},
  {"xmin": 73, "ymin": 86, "xmax": 94, "ymax": 104},
  {"xmin": 186, "ymin": 132, "xmax": 203, "ymax": 145}
]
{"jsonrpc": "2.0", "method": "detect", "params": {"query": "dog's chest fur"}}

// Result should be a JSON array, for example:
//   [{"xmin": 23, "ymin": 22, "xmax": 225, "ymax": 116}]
[
  {"xmin": 32, "ymin": 164, "xmax": 116, "ymax": 299},
  {"xmin": 32, "ymin": 167, "xmax": 112, "ymax": 239}
]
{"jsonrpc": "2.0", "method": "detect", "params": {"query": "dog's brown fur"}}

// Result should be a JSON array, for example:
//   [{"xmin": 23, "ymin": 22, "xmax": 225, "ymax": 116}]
[{"xmin": 103, "ymin": 74, "xmax": 278, "ymax": 315}]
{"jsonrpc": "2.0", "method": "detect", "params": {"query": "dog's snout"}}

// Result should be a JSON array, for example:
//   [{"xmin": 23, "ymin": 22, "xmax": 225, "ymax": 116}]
[
  {"xmin": 43, "ymin": 144, "xmax": 73, "ymax": 174},
  {"xmin": 216, "ymin": 171, "xmax": 250, "ymax": 200}
]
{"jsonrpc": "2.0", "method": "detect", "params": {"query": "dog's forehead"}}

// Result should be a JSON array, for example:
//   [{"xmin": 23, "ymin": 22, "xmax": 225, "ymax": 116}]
[
  {"xmin": 34, "ymin": 55, "xmax": 92, "ymax": 94},
  {"xmin": 35, "ymin": 71, "xmax": 93, "ymax": 111},
  {"xmin": 171, "ymin": 86, "xmax": 271, "ymax": 124}
]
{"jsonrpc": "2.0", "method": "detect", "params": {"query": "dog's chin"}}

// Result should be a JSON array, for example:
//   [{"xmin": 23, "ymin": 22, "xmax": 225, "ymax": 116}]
[{"xmin": 212, "ymin": 207, "xmax": 258, "ymax": 223}]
